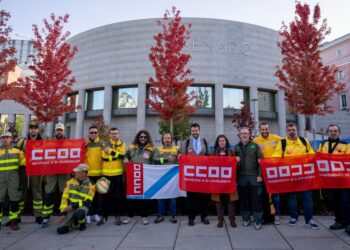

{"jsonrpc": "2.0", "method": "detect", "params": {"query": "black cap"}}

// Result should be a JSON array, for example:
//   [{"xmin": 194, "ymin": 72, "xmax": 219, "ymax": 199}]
[{"xmin": 29, "ymin": 124, "xmax": 39, "ymax": 129}]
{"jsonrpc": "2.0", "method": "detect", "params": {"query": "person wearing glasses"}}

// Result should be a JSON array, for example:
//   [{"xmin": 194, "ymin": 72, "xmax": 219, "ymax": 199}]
[
  {"xmin": 84, "ymin": 125, "xmax": 104, "ymax": 224},
  {"xmin": 124, "ymin": 130, "xmax": 156, "ymax": 225},
  {"xmin": 99, "ymin": 127, "xmax": 126, "ymax": 225}
]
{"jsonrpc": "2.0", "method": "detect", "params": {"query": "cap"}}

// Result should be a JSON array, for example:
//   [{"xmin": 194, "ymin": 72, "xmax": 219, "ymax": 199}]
[
  {"xmin": 1, "ymin": 131, "xmax": 13, "ymax": 138},
  {"xmin": 73, "ymin": 163, "xmax": 89, "ymax": 172},
  {"xmin": 55, "ymin": 123, "xmax": 65, "ymax": 130},
  {"xmin": 29, "ymin": 123, "xmax": 39, "ymax": 129}
]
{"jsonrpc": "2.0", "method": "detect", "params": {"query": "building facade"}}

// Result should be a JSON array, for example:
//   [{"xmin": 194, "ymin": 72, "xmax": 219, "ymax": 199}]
[{"xmin": 65, "ymin": 18, "xmax": 303, "ymax": 145}]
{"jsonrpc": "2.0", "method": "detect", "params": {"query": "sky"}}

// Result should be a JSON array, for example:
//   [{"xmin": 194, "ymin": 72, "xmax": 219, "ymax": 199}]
[{"xmin": 2, "ymin": 0, "xmax": 350, "ymax": 42}]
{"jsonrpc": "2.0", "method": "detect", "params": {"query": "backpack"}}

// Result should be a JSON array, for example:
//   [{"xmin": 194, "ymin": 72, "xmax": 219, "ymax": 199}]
[{"xmin": 281, "ymin": 136, "xmax": 308, "ymax": 157}]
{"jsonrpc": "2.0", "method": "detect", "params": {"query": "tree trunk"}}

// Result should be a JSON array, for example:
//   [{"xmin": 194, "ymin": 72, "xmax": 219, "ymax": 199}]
[{"xmin": 170, "ymin": 117, "xmax": 174, "ymax": 136}]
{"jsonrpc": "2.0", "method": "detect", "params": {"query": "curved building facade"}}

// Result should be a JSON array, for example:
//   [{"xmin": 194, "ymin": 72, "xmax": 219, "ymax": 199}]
[{"xmin": 65, "ymin": 18, "xmax": 298, "ymax": 145}]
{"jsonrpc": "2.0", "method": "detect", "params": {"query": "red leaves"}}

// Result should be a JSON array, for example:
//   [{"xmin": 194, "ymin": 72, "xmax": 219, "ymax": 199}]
[
  {"xmin": 146, "ymin": 7, "xmax": 197, "ymax": 124},
  {"xmin": 232, "ymin": 101, "xmax": 255, "ymax": 134},
  {"xmin": 275, "ymin": 2, "xmax": 344, "ymax": 116},
  {"xmin": 13, "ymin": 13, "xmax": 78, "ymax": 123}
]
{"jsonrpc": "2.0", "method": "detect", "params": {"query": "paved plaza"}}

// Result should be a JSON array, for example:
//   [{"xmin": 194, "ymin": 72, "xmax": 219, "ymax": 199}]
[{"xmin": 1, "ymin": 216, "xmax": 350, "ymax": 250}]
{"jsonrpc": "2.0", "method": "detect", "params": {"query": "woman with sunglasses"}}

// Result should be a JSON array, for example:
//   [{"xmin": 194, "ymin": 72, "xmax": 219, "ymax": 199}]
[
  {"xmin": 211, "ymin": 134, "xmax": 239, "ymax": 228},
  {"xmin": 124, "ymin": 130, "xmax": 156, "ymax": 225}
]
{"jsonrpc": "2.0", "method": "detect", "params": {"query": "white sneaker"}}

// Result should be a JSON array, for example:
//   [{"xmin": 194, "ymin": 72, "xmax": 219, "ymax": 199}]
[
  {"xmin": 86, "ymin": 215, "xmax": 91, "ymax": 224},
  {"xmin": 93, "ymin": 214, "xmax": 101, "ymax": 223},
  {"xmin": 142, "ymin": 218, "xmax": 149, "ymax": 225},
  {"xmin": 274, "ymin": 215, "xmax": 281, "ymax": 225},
  {"xmin": 122, "ymin": 217, "xmax": 132, "ymax": 224}
]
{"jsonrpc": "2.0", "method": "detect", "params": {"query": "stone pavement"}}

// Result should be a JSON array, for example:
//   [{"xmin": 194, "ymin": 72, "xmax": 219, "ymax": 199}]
[{"xmin": 1, "ymin": 216, "xmax": 350, "ymax": 250}]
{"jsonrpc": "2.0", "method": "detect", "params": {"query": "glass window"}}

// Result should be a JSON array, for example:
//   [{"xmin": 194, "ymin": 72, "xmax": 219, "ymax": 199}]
[
  {"xmin": 223, "ymin": 87, "xmax": 248, "ymax": 109},
  {"xmin": 114, "ymin": 87, "xmax": 138, "ymax": 108},
  {"xmin": 67, "ymin": 93, "xmax": 79, "ymax": 111},
  {"xmin": 85, "ymin": 89, "xmax": 104, "ymax": 111},
  {"xmin": 258, "ymin": 91, "xmax": 276, "ymax": 112},
  {"xmin": 187, "ymin": 86, "xmax": 213, "ymax": 108},
  {"xmin": 340, "ymin": 94, "xmax": 347, "ymax": 110},
  {"xmin": 338, "ymin": 70, "xmax": 345, "ymax": 79}
]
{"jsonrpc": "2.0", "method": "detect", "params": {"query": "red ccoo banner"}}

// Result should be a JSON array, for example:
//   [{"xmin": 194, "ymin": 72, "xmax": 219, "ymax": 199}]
[
  {"xmin": 179, "ymin": 155, "xmax": 237, "ymax": 193},
  {"xmin": 26, "ymin": 139, "xmax": 85, "ymax": 175}
]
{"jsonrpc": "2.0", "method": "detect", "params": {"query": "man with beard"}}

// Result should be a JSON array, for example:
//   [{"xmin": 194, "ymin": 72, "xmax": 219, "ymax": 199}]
[
  {"xmin": 318, "ymin": 124, "xmax": 350, "ymax": 235},
  {"xmin": 41, "ymin": 123, "xmax": 69, "ymax": 228},
  {"xmin": 273, "ymin": 122, "xmax": 319, "ymax": 230},
  {"xmin": 16, "ymin": 123, "xmax": 44, "ymax": 224},
  {"xmin": 253, "ymin": 122, "xmax": 281, "ymax": 225}
]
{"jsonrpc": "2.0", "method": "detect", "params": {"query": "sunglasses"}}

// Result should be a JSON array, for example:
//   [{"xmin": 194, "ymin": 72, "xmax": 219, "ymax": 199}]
[
  {"xmin": 140, "ymin": 136, "xmax": 147, "ymax": 139},
  {"xmin": 89, "ymin": 131, "xmax": 98, "ymax": 134}
]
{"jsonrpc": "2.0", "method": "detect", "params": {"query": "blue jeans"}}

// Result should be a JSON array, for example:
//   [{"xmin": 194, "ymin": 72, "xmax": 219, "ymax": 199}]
[
  {"xmin": 288, "ymin": 191, "xmax": 313, "ymax": 223},
  {"xmin": 272, "ymin": 194, "xmax": 280, "ymax": 216},
  {"xmin": 157, "ymin": 199, "xmax": 176, "ymax": 216}
]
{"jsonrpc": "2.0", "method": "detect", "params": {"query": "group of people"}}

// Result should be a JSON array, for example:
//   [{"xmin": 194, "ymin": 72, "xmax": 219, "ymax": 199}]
[{"xmin": 0, "ymin": 121, "xmax": 349, "ymax": 236}]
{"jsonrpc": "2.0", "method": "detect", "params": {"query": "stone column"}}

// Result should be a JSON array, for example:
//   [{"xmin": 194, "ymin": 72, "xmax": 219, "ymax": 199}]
[
  {"xmin": 215, "ymin": 83, "xmax": 224, "ymax": 135},
  {"xmin": 58, "ymin": 96, "xmax": 67, "ymax": 124},
  {"xmin": 75, "ymin": 89, "xmax": 86, "ymax": 138},
  {"xmin": 45, "ymin": 122, "xmax": 54, "ymax": 137},
  {"xmin": 249, "ymin": 86, "xmax": 259, "ymax": 136},
  {"xmin": 103, "ymin": 85, "xmax": 112, "ymax": 125},
  {"xmin": 277, "ymin": 91, "xmax": 286, "ymax": 137},
  {"xmin": 136, "ymin": 83, "xmax": 146, "ymax": 131},
  {"xmin": 297, "ymin": 114, "xmax": 306, "ymax": 137},
  {"xmin": 21, "ymin": 114, "xmax": 30, "ymax": 137}
]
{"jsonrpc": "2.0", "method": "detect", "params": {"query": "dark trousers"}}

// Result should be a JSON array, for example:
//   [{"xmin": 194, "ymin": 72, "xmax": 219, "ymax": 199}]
[
  {"xmin": 216, "ymin": 194, "xmax": 235, "ymax": 218},
  {"xmin": 238, "ymin": 175, "xmax": 263, "ymax": 223},
  {"xmin": 100, "ymin": 175, "xmax": 123, "ymax": 218},
  {"xmin": 330, "ymin": 189, "xmax": 350, "ymax": 226},
  {"xmin": 88, "ymin": 176, "xmax": 101, "ymax": 216},
  {"xmin": 288, "ymin": 191, "xmax": 313, "ymax": 223},
  {"xmin": 186, "ymin": 192, "xmax": 210, "ymax": 220},
  {"xmin": 127, "ymin": 199, "xmax": 152, "ymax": 218}
]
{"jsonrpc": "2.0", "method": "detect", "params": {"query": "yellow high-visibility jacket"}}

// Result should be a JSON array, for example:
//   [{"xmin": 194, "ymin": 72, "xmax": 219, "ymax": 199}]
[
  {"xmin": 59, "ymin": 177, "xmax": 95, "ymax": 212},
  {"xmin": 253, "ymin": 134, "xmax": 281, "ymax": 158},
  {"xmin": 0, "ymin": 146, "xmax": 25, "ymax": 171},
  {"xmin": 317, "ymin": 140, "xmax": 349, "ymax": 154},
  {"xmin": 101, "ymin": 139, "xmax": 126, "ymax": 176},
  {"xmin": 84, "ymin": 137, "xmax": 103, "ymax": 176}
]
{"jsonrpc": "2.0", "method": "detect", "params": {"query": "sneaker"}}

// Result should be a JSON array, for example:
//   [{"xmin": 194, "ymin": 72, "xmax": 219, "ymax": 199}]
[
  {"xmin": 288, "ymin": 218, "xmax": 298, "ymax": 226},
  {"xmin": 243, "ymin": 219, "xmax": 250, "ymax": 226},
  {"xmin": 329, "ymin": 222, "xmax": 345, "ymax": 230},
  {"xmin": 169, "ymin": 216, "xmax": 177, "ymax": 224},
  {"xmin": 115, "ymin": 216, "xmax": 122, "ymax": 226},
  {"xmin": 201, "ymin": 217, "xmax": 210, "ymax": 225},
  {"xmin": 142, "ymin": 218, "xmax": 149, "ymax": 225},
  {"xmin": 254, "ymin": 222, "xmax": 262, "ymax": 230},
  {"xmin": 274, "ymin": 215, "xmax": 281, "ymax": 225},
  {"xmin": 79, "ymin": 223, "xmax": 86, "ymax": 231},
  {"xmin": 306, "ymin": 220, "xmax": 319, "ymax": 230},
  {"xmin": 122, "ymin": 217, "xmax": 132, "ymax": 224},
  {"xmin": 154, "ymin": 216, "xmax": 164, "ymax": 224},
  {"xmin": 86, "ymin": 215, "xmax": 91, "ymax": 224},
  {"xmin": 93, "ymin": 214, "xmax": 101, "ymax": 223},
  {"xmin": 97, "ymin": 218, "xmax": 105, "ymax": 226},
  {"xmin": 41, "ymin": 219, "xmax": 49, "ymax": 228}
]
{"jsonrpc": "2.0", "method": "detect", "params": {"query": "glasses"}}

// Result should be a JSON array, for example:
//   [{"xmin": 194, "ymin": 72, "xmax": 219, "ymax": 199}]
[
  {"xmin": 89, "ymin": 132, "xmax": 98, "ymax": 134},
  {"xmin": 140, "ymin": 136, "xmax": 147, "ymax": 139}
]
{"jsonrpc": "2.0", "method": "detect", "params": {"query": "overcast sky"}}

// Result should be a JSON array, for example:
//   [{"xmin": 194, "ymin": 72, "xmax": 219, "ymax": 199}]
[{"xmin": 3, "ymin": 0, "xmax": 349, "ymax": 42}]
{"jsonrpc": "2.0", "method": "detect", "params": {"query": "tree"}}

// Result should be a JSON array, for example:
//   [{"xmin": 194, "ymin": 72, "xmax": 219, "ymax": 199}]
[
  {"xmin": 0, "ymin": 7, "xmax": 17, "ymax": 82},
  {"xmin": 14, "ymin": 14, "xmax": 78, "ymax": 125},
  {"xmin": 159, "ymin": 117, "xmax": 191, "ymax": 144},
  {"xmin": 146, "ymin": 6, "xmax": 198, "ymax": 135},
  {"xmin": 275, "ymin": 2, "xmax": 344, "ymax": 118},
  {"xmin": 232, "ymin": 100, "xmax": 255, "ymax": 137},
  {"xmin": 196, "ymin": 87, "xmax": 209, "ymax": 108}
]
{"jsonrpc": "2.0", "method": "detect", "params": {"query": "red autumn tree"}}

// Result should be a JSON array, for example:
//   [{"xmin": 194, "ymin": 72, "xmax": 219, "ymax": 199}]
[
  {"xmin": 275, "ymin": 2, "xmax": 344, "ymax": 117},
  {"xmin": 0, "ymin": 7, "xmax": 17, "ymax": 81},
  {"xmin": 232, "ymin": 100, "xmax": 255, "ymax": 137},
  {"xmin": 146, "ymin": 6, "xmax": 198, "ymax": 135},
  {"xmin": 15, "ymin": 13, "xmax": 78, "ymax": 124}
]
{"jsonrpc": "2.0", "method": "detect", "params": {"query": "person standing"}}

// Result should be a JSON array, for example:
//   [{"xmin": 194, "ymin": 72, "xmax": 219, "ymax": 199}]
[
  {"xmin": 235, "ymin": 127, "xmax": 263, "ymax": 230},
  {"xmin": 42, "ymin": 123, "xmax": 69, "ymax": 228},
  {"xmin": 181, "ymin": 123, "xmax": 210, "ymax": 226},
  {"xmin": 253, "ymin": 122, "xmax": 282, "ymax": 225},
  {"xmin": 0, "ymin": 131, "xmax": 25, "ymax": 230},
  {"xmin": 317, "ymin": 124, "xmax": 350, "ymax": 235},
  {"xmin": 56, "ymin": 164, "xmax": 95, "ymax": 234},
  {"xmin": 84, "ymin": 125, "xmax": 104, "ymax": 224},
  {"xmin": 272, "ymin": 122, "xmax": 319, "ymax": 230},
  {"xmin": 154, "ymin": 133, "xmax": 178, "ymax": 224},
  {"xmin": 211, "ymin": 135, "xmax": 239, "ymax": 228},
  {"xmin": 99, "ymin": 127, "xmax": 126, "ymax": 226},
  {"xmin": 16, "ymin": 123, "xmax": 44, "ymax": 224},
  {"xmin": 124, "ymin": 130, "xmax": 156, "ymax": 225}
]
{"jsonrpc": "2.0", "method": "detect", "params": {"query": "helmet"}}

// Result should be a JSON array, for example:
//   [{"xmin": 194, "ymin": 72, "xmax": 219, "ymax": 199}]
[{"xmin": 95, "ymin": 177, "xmax": 110, "ymax": 194}]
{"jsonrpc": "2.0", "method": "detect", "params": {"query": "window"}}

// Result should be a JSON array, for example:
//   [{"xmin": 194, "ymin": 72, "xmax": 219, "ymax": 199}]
[
  {"xmin": 67, "ymin": 93, "xmax": 79, "ymax": 111},
  {"xmin": 336, "ymin": 49, "xmax": 342, "ymax": 57},
  {"xmin": 258, "ymin": 91, "xmax": 276, "ymax": 112},
  {"xmin": 223, "ymin": 87, "xmax": 248, "ymax": 109},
  {"xmin": 340, "ymin": 94, "xmax": 347, "ymax": 110},
  {"xmin": 85, "ymin": 89, "xmax": 104, "ymax": 111},
  {"xmin": 337, "ymin": 70, "xmax": 345, "ymax": 79},
  {"xmin": 114, "ymin": 87, "xmax": 138, "ymax": 108},
  {"xmin": 188, "ymin": 86, "xmax": 213, "ymax": 108}
]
